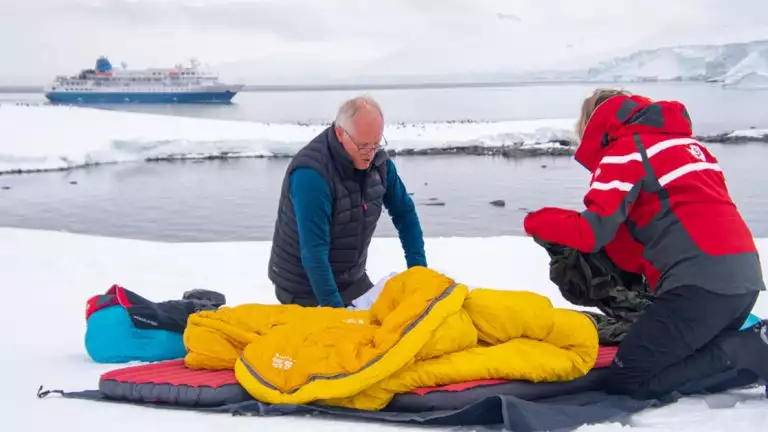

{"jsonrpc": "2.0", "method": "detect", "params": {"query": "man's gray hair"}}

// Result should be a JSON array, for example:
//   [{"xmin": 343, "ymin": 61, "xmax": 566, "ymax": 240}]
[{"xmin": 334, "ymin": 95, "xmax": 384, "ymax": 134}]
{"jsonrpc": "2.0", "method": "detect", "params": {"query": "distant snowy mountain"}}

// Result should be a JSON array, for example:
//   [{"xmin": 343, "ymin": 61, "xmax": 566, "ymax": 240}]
[
  {"xmin": 4, "ymin": 1, "xmax": 768, "ymax": 86},
  {"xmin": 298, "ymin": 39, "xmax": 768, "ymax": 88},
  {"xmin": 217, "ymin": 39, "xmax": 768, "ymax": 89},
  {"xmin": 581, "ymin": 40, "xmax": 768, "ymax": 86}
]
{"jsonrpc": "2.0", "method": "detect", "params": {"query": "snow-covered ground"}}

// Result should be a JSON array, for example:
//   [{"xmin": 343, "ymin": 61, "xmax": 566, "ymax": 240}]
[
  {"xmin": 1, "ymin": 228, "xmax": 766, "ymax": 431},
  {"xmin": 0, "ymin": 104, "xmax": 575, "ymax": 174}
]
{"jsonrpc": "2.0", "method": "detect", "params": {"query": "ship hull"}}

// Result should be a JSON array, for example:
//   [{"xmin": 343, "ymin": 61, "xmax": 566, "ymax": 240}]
[{"xmin": 44, "ymin": 90, "xmax": 240, "ymax": 104}]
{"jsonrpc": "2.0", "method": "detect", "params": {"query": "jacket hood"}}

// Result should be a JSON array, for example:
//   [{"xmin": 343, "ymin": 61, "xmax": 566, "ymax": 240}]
[{"xmin": 574, "ymin": 94, "xmax": 694, "ymax": 173}]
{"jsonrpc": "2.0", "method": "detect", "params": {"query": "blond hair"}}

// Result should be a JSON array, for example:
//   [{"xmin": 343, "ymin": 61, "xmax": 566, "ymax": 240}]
[{"xmin": 576, "ymin": 88, "xmax": 632, "ymax": 139}]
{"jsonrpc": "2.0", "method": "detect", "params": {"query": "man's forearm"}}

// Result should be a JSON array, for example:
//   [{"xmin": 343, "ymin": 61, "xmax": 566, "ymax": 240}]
[
  {"xmin": 394, "ymin": 212, "xmax": 427, "ymax": 267},
  {"xmin": 300, "ymin": 248, "xmax": 345, "ymax": 307}
]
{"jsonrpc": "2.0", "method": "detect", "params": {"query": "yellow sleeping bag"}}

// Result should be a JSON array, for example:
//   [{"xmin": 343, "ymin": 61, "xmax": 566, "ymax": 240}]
[{"xmin": 183, "ymin": 266, "xmax": 598, "ymax": 410}]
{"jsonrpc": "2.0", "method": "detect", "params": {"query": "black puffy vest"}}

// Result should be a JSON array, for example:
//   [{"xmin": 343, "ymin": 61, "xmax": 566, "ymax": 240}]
[{"xmin": 268, "ymin": 125, "xmax": 389, "ymax": 306}]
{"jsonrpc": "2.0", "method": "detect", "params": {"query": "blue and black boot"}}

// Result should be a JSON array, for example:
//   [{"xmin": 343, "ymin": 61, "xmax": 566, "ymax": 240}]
[{"xmin": 717, "ymin": 319, "xmax": 768, "ymax": 396}]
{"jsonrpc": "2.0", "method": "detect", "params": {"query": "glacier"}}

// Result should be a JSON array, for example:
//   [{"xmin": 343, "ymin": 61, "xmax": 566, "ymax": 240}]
[{"xmin": 581, "ymin": 40, "xmax": 768, "ymax": 87}]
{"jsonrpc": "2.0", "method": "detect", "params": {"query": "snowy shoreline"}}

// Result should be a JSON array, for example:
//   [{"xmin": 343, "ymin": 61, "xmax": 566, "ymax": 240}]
[
  {"xmin": 0, "ymin": 142, "xmax": 578, "ymax": 176},
  {"xmin": 1, "ymin": 103, "xmax": 766, "ymax": 176},
  {"xmin": 699, "ymin": 129, "xmax": 768, "ymax": 144}
]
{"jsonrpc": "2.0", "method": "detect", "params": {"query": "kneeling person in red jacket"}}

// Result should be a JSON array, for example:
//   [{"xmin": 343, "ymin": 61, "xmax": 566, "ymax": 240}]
[{"xmin": 524, "ymin": 88, "xmax": 768, "ymax": 399}]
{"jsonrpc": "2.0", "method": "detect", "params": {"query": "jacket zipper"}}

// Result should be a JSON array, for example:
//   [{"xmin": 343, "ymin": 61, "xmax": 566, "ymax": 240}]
[{"xmin": 359, "ymin": 174, "xmax": 368, "ymax": 261}]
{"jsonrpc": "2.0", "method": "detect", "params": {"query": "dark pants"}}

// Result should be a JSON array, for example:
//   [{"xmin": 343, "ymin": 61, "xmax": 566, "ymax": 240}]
[{"xmin": 605, "ymin": 285, "xmax": 759, "ymax": 399}]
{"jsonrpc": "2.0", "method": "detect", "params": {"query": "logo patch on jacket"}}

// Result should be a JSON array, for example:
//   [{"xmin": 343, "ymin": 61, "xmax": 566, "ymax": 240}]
[{"xmin": 688, "ymin": 144, "xmax": 706, "ymax": 162}]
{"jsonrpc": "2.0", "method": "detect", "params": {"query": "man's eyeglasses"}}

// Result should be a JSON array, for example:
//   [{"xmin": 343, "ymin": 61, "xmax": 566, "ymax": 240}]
[{"xmin": 342, "ymin": 129, "xmax": 388, "ymax": 154}]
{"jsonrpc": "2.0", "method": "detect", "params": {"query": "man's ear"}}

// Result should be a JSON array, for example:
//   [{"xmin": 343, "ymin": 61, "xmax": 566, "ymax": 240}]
[{"xmin": 334, "ymin": 125, "xmax": 344, "ymax": 142}]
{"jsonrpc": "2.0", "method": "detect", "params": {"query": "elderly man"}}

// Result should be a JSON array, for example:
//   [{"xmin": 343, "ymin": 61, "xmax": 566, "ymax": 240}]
[{"xmin": 268, "ymin": 96, "xmax": 427, "ymax": 308}]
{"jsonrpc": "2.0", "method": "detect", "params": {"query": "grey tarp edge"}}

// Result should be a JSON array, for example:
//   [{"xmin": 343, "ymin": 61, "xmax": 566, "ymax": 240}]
[
  {"xmin": 38, "ymin": 369, "xmax": 761, "ymax": 432},
  {"xmin": 44, "ymin": 387, "xmax": 657, "ymax": 431},
  {"xmin": 386, "ymin": 369, "xmax": 610, "ymax": 412}
]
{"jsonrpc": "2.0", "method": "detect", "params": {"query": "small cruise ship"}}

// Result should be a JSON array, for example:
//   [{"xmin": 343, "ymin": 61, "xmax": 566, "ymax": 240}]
[{"xmin": 44, "ymin": 57, "xmax": 244, "ymax": 104}]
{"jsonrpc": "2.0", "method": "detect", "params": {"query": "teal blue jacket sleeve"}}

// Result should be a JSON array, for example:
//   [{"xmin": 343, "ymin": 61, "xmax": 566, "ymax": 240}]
[
  {"xmin": 382, "ymin": 159, "xmax": 427, "ymax": 268},
  {"xmin": 289, "ymin": 168, "xmax": 345, "ymax": 308}
]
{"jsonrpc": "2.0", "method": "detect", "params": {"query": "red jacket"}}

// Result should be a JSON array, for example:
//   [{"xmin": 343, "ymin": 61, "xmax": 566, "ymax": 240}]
[{"xmin": 524, "ymin": 94, "xmax": 764, "ymax": 296}]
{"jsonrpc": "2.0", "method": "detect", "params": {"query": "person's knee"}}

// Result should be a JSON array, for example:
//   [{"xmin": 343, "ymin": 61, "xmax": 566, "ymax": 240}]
[
  {"xmin": 604, "ymin": 355, "xmax": 658, "ymax": 399},
  {"xmin": 605, "ymin": 373, "xmax": 658, "ymax": 399},
  {"xmin": 604, "ymin": 359, "xmax": 636, "ymax": 394}
]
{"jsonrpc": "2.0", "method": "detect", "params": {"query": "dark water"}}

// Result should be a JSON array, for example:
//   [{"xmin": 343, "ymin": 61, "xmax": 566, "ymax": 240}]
[
  {"xmin": 2, "ymin": 82, "xmax": 768, "ymax": 241},
  {"xmin": 1, "ymin": 141, "xmax": 767, "ymax": 242}
]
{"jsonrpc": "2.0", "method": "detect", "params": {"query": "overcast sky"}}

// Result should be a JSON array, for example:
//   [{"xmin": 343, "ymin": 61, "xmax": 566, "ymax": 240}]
[{"xmin": 2, "ymin": 0, "xmax": 768, "ymax": 85}]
